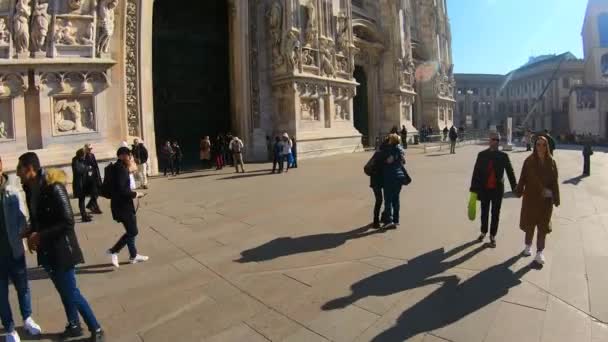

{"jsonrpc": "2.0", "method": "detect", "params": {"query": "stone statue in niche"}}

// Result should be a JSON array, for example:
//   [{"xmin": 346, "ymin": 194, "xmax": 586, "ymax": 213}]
[
  {"xmin": 54, "ymin": 20, "xmax": 77, "ymax": 45},
  {"xmin": 0, "ymin": 19, "xmax": 9, "ymax": 46},
  {"xmin": 79, "ymin": 22, "xmax": 95, "ymax": 45},
  {"xmin": 267, "ymin": 1, "xmax": 283, "ymax": 68},
  {"xmin": 320, "ymin": 44, "xmax": 335, "ymax": 77},
  {"xmin": 97, "ymin": 0, "xmax": 118, "ymax": 56},
  {"xmin": 54, "ymin": 99, "xmax": 94, "ymax": 133},
  {"xmin": 0, "ymin": 121, "xmax": 7, "ymax": 139},
  {"xmin": 336, "ymin": 14, "xmax": 349, "ymax": 53},
  {"xmin": 283, "ymin": 30, "xmax": 300, "ymax": 71},
  {"xmin": 335, "ymin": 102, "xmax": 349, "ymax": 120},
  {"xmin": 301, "ymin": 99, "xmax": 319, "ymax": 121},
  {"xmin": 13, "ymin": 0, "xmax": 31, "ymax": 55},
  {"xmin": 304, "ymin": 1, "xmax": 317, "ymax": 46},
  {"xmin": 68, "ymin": 0, "xmax": 83, "ymax": 11},
  {"xmin": 301, "ymin": 48, "xmax": 314, "ymax": 66},
  {"xmin": 31, "ymin": 0, "xmax": 50, "ymax": 52}
]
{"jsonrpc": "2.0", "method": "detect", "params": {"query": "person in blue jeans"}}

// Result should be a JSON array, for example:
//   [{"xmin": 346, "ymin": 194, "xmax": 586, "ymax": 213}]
[
  {"xmin": 381, "ymin": 134, "xmax": 406, "ymax": 229},
  {"xmin": 18, "ymin": 152, "xmax": 104, "ymax": 342},
  {"xmin": 0, "ymin": 156, "xmax": 42, "ymax": 342}
]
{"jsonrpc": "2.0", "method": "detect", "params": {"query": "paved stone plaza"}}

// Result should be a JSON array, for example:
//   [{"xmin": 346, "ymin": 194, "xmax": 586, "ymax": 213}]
[{"xmin": 6, "ymin": 145, "xmax": 608, "ymax": 342}]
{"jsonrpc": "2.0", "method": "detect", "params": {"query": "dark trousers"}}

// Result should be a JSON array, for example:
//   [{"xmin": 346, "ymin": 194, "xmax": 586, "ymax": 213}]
[
  {"xmin": 174, "ymin": 158, "xmax": 182, "ymax": 175},
  {"xmin": 47, "ymin": 267, "xmax": 100, "ymax": 332},
  {"xmin": 383, "ymin": 183, "xmax": 402, "ymax": 224},
  {"xmin": 110, "ymin": 214, "xmax": 139, "ymax": 259},
  {"xmin": 480, "ymin": 190, "xmax": 503, "ymax": 237},
  {"xmin": 0, "ymin": 256, "xmax": 32, "ymax": 332},
  {"xmin": 215, "ymin": 155, "xmax": 224, "ymax": 169},
  {"xmin": 272, "ymin": 155, "xmax": 280, "ymax": 173},
  {"xmin": 583, "ymin": 156, "xmax": 590, "ymax": 175},
  {"xmin": 280, "ymin": 154, "xmax": 291, "ymax": 172},
  {"xmin": 85, "ymin": 182, "xmax": 99, "ymax": 210},
  {"xmin": 164, "ymin": 159, "xmax": 174, "ymax": 176},
  {"xmin": 372, "ymin": 187, "xmax": 384, "ymax": 223},
  {"xmin": 78, "ymin": 195, "xmax": 87, "ymax": 218}
]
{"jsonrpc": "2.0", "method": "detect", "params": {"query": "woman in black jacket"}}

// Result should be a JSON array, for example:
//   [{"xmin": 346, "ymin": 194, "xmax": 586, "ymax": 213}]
[
  {"xmin": 369, "ymin": 138, "xmax": 389, "ymax": 228},
  {"xmin": 72, "ymin": 149, "xmax": 92, "ymax": 222}
]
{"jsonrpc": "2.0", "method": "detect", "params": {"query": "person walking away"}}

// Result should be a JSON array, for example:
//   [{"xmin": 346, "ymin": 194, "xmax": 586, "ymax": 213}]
[
  {"xmin": 107, "ymin": 147, "xmax": 148, "ymax": 268},
  {"xmin": 172, "ymin": 141, "xmax": 183, "ymax": 175},
  {"xmin": 400, "ymin": 125, "xmax": 408, "ymax": 149},
  {"xmin": 469, "ymin": 132, "xmax": 518, "ymax": 248},
  {"xmin": 443, "ymin": 126, "xmax": 449, "ymax": 142},
  {"xmin": 381, "ymin": 134, "xmax": 406, "ymax": 229},
  {"xmin": 524, "ymin": 131, "xmax": 532, "ymax": 151},
  {"xmin": 230, "ymin": 136, "xmax": 246, "ymax": 173},
  {"xmin": 0, "ymin": 156, "xmax": 42, "ymax": 342},
  {"xmin": 72, "ymin": 149, "xmax": 93, "ymax": 222},
  {"xmin": 213, "ymin": 135, "xmax": 225, "ymax": 170},
  {"xmin": 224, "ymin": 133, "xmax": 234, "ymax": 166},
  {"xmin": 272, "ymin": 136, "xmax": 284, "ymax": 173},
  {"xmin": 132, "ymin": 138, "xmax": 149, "ymax": 189},
  {"xmin": 583, "ymin": 140, "xmax": 593, "ymax": 176},
  {"xmin": 281, "ymin": 133, "xmax": 292, "ymax": 173},
  {"xmin": 199, "ymin": 136, "xmax": 211, "ymax": 169},
  {"xmin": 83, "ymin": 144, "xmax": 102, "ymax": 214},
  {"xmin": 515, "ymin": 136, "xmax": 560, "ymax": 265},
  {"xmin": 161, "ymin": 141, "xmax": 174, "ymax": 176},
  {"xmin": 449, "ymin": 125, "xmax": 458, "ymax": 154},
  {"xmin": 291, "ymin": 136, "xmax": 298, "ymax": 168},
  {"xmin": 18, "ymin": 153, "xmax": 104, "ymax": 341},
  {"xmin": 369, "ymin": 138, "xmax": 389, "ymax": 228}
]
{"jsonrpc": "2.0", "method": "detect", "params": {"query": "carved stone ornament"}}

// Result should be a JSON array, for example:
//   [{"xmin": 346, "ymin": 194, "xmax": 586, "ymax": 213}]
[
  {"xmin": 97, "ymin": 0, "xmax": 118, "ymax": 56},
  {"xmin": 336, "ymin": 13, "xmax": 349, "ymax": 53},
  {"xmin": 0, "ymin": 121, "xmax": 7, "ymax": 139},
  {"xmin": 31, "ymin": 0, "xmax": 50, "ymax": 52},
  {"xmin": 319, "ymin": 42, "xmax": 336, "ymax": 77},
  {"xmin": 68, "ymin": 0, "xmax": 83, "ymax": 11},
  {"xmin": 335, "ymin": 100, "xmax": 349, "ymax": 120},
  {"xmin": 13, "ymin": 0, "xmax": 31, "ymax": 55},
  {"xmin": 301, "ymin": 99, "xmax": 319, "ymax": 121},
  {"xmin": 80, "ymin": 22, "xmax": 95, "ymax": 45},
  {"xmin": 0, "ymin": 18, "xmax": 9, "ymax": 46},
  {"xmin": 267, "ymin": 1, "xmax": 283, "ymax": 68},
  {"xmin": 53, "ymin": 98, "xmax": 95, "ymax": 134},
  {"xmin": 54, "ymin": 19, "xmax": 77, "ymax": 45},
  {"xmin": 304, "ymin": 0, "xmax": 317, "ymax": 46},
  {"xmin": 125, "ymin": 0, "xmax": 140, "ymax": 136},
  {"xmin": 283, "ymin": 30, "xmax": 300, "ymax": 71}
]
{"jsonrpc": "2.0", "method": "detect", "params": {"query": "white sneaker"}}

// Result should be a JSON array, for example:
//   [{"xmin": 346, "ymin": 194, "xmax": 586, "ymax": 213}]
[
  {"xmin": 24, "ymin": 316, "xmax": 42, "ymax": 335},
  {"xmin": 522, "ymin": 245, "xmax": 532, "ymax": 257},
  {"xmin": 107, "ymin": 250, "xmax": 119, "ymax": 268},
  {"xmin": 130, "ymin": 254, "xmax": 149, "ymax": 264},
  {"xmin": 535, "ymin": 251, "xmax": 545, "ymax": 265},
  {"xmin": 7, "ymin": 330, "xmax": 21, "ymax": 342}
]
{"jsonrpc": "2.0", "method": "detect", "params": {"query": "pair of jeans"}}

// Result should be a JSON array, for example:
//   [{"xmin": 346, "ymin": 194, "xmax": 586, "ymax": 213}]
[
  {"xmin": 372, "ymin": 187, "xmax": 383, "ymax": 223},
  {"xmin": 0, "ymin": 256, "xmax": 32, "ymax": 332},
  {"xmin": 480, "ymin": 190, "xmax": 503, "ymax": 237},
  {"xmin": 383, "ymin": 184, "xmax": 402, "ymax": 224},
  {"xmin": 450, "ymin": 141, "xmax": 456, "ymax": 154},
  {"xmin": 78, "ymin": 195, "xmax": 88, "ymax": 218},
  {"xmin": 280, "ymin": 154, "xmax": 291, "ymax": 172},
  {"xmin": 164, "ymin": 158, "xmax": 174, "ymax": 176},
  {"xmin": 47, "ymin": 267, "xmax": 100, "ymax": 332},
  {"xmin": 110, "ymin": 213, "xmax": 139, "ymax": 259}
]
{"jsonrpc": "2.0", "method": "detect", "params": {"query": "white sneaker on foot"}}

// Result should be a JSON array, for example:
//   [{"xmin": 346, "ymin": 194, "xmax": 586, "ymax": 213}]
[
  {"xmin": 535, "ymin": 251, "xmax": 545, "ymax": 265},
  {"xmin": 24, "ymin": 316, "xmax": 42, "ymax": 335},
  {"xmin": 107, "ymin": 250, "xmax": 119, "ymax": 268},
  {"xmin": 7, "ymin": 330, "xmax": 21, "ymax": 342},
  {"xmin": 130, "ymin": 254, "xmax": 149, "ymax": 264},
  {"xmin": 522, "ymin": 245, "xmax": 532, "ymax": 257}
]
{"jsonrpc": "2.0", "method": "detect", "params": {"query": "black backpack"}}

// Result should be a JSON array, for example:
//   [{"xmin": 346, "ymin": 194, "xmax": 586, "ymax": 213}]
[{"xmin": 100, "ymin": 163, "xmax": 115, "ymax": 199}]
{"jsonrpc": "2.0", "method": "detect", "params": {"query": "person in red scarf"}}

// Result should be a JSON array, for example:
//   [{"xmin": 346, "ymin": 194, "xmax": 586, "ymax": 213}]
[{"xmin": 469, "ymin": 132, "xmax": 518, "ymax": 248}]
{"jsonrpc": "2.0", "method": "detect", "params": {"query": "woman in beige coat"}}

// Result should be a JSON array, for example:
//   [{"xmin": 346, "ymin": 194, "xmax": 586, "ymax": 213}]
[{"xmin": 515, "ymin": 136, "xmax": 560, "ymax": 265}]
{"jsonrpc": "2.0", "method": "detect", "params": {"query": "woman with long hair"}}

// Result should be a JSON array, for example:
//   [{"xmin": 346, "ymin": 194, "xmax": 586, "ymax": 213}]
[
  {"xmin": 199, "ymin": 136, "xmax": 211, "ymax": 169},
  {"xmin": 515, "ymin": 136, "xmax": 560, "ymax": 265},
  {"xmin": 381, "ymin": 133, "xmax": 407, "ymax": 229}
]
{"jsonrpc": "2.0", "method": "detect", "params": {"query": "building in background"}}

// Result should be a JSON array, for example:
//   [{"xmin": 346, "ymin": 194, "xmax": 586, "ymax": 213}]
[
  {"xmin": 455, "ymin": 53, "xmax": 584, "ymax": 135},
  {"xmin": 569, "ymin": 0, "xmax": 608, "ymax": 140},
  {"xmin": 0, "ymin": 0, "xmax": 455, "ymax": 173}
]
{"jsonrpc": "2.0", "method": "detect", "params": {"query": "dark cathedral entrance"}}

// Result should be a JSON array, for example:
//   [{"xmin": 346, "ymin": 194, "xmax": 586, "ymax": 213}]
[
  {"xmin": 152, "ymin": 1, "xmax": 231, "ymax": 167},
  {"xmin": 353, "ymin": 66, "xmax": 370, "ymax": 146}
]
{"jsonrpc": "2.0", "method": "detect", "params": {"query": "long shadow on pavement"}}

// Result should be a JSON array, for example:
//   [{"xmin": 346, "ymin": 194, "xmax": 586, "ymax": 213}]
[
  {"xmin": 563, "ymin": 174, "xmax": 589, "ymax": 186},
  {"xmin": 235, "ymin": 225, "xmax": 387, "ymax": 263},
  {"xmin": 27, "ymin": 263, "xmax": 122, "ymax": 281}
]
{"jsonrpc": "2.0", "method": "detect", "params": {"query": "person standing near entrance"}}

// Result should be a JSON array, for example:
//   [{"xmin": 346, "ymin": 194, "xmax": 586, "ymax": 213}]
[
  {"xmin": 83, "ymin": 144, "xmax": 102, "ymax": 215},
  {"xmin": 291, "ymin": 136, "xmax": 298, "ymax": 168},
  {"xmin": 272, "ymin": 136, "xmax": 284, "ymax": 173},
  {"xmin": 281, "ymin": 133, "xmax": 293, "ymax": 173},
  {"xmin": 199, "ymin": 136, "xmax": 211, "ymax": 169},
  {"xmin": 583, "ymin": 140, "xmax": 593, "ymax": 176},
  {"xmin": 107, "ymin": 147, "xmax": 148, "ymax": 268},
  {"xmin": 172, "ymin": 141, "xmax": 183, "ymax": 175},
  {"xmin": 18, "ymin": 153, "xmax": 104, "ymax": 341},
  {"xmin": 469, "ymin": 132, "xmax": 518, "ymax": 248},
  {"xmin": 400, "ymin": 125, "xmax": 408, "ymax": 149},
  {"xmin": 161, "ymin": 141, "xmax": 175, "ymax": 176},
  {"xmin": 72, "ymin": 149, "xmax": 93, "ymax": 222},
  {"xmin": 132, "ymin": 138, "xmax": 149, "ymax": 189},
  {"xmin": 0, "ymin": 155, "xmax": 43, "ymax": 342},
  {"xmin": 230, "ymin": 135, "xmax": 245, "ymax": 173},
  {"xmin": 213, "ymin": 135, "xmax": 225, "ymax": 170},
  {"xmin": 449, "ymin": 125, "xmax": 458, "ymax": 154}
]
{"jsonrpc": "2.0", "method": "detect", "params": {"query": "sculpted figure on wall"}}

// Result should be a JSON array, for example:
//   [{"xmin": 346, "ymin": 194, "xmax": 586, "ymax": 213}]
[
  {"xmin": 54, "ymin": 99, "xmax": 94, "ymax": 133},
  {"xmin": 68, "ymin": 0, "xmax": 83, "ymax": 11},
  {"xmin": 0, "ymin": 122, "xmax": 7, "ymax": 139},
  {"xmin": 80, "ymin": 22, "xmax": 95, "ymax": 45},
  {"xmin": 304, "ymin": 0, "xmax": 317, "ymax": 46},
  {"xmin": 13, "ymin": 0, "xmax": 31, "ymax": 55},
  {"xmin": 301, "ymin": 99, "xmax": 319, "ymax": 121},
  {"xmin": 0, "ymin": 19, "xmax": 9, "ymax": 46},
  {"xmin": 267, "ymin": 1, "xmax": 283, "ymax": 68},
  {"xmin": 31, "ymin": 0, "xmax": 50, "ymax": 52},
  {"xmin": 283, "ymin": 30, "xmax": 300, "ymax": 71},
  {"xmin": 97, "ymin": 0, "xmax": 118, "ymax": 55},
  {"xmin": 320, "ymin": 43, "xmax": 335, "ymax": 77},
  {"xmin": 54, "ymin": 20, "xmax": 77, "ymax": 45},
  {"xmin": 336, "ymin": 13, "xmax": 349, "ymax": 53}
]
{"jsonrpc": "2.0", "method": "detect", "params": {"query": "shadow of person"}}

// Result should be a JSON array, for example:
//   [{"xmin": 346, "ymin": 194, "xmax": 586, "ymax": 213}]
[
  {"xmin": 322, "ymin": 240, "xmax": 485, "ymax": 310},
  {"xmin": 235, "ymin": 226, "xmax": 386, "ymax": 263},
  {"xmin": 563, "ymin": 174, "xmax": 589, "ymax": 185},
  {"xmin": 371, "ymin": 254, "xmax": 532, "ymax": 342}
]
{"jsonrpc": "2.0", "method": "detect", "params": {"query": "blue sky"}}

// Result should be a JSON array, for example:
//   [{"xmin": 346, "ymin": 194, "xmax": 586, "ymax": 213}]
[{"xmin": 448, "ymin": 0, "xmax": 587, "ymax": 74}]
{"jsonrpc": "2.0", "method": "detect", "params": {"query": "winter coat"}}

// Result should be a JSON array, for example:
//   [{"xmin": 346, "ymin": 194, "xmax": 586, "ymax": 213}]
[
  {"xmin": 84, "ymin": 152, "xmax": 102, "ymax": 187},
  {"xmin": 200, "ymin": 140, "xmax": 211, "ymax": 160},
  {"xmin": 24, "ymin": 169, "xmax": 85, "ymax": 272},
  {"xmin": 381, "ymin": 144, "xmax": 406, "ymax": 187},
  {"xmin": 0, "ymin": 174, "xmax": 27, "ymax": 259},
  {"xmin": 449, "ymin": 127, "xmax": 458, "ymax": 141},
  {"xmin": 110, "ymin": 160, "xmax": 137, "ymax": 222},
  {"xmin": 71, "ymin": 156, "xmax": 89, "ymax": 198},
  {"xmin": 470, "ymin": 149, "xmax": 517, "ymax": 197},
  {"xmin": 132, "ymin": 143, "xmax": 149, "ymax": 164},
  {"xmin": 515, "ymin": 154, "xmax": 560, "ymax": 234}
]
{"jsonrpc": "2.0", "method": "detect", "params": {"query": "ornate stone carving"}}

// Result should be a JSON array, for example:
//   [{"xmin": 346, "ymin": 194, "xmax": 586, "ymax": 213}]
[
  {"xmin": 125, "ymin": 0, "xmax": 140, "ymax": 136},
  {"xmin": 97, "ymin": 0, "xmax": 118, "ymax": 56},
  {"xmin": 335, "ymin": 101, "xmax": 349, "ymax": 120},
  {"xmin": 301, "ymin": 47, "xmax": 315, "ymax": 66},
  {"xmin": 31, "ymin": 0, "xmax": 49, "ymax": 52},
  {"xmin": 0, "ymin": 121, "xmax": 7, "ymax": 139},
  {"xmin": 13, "ymin": 0, "xmax": 31, "ymax": 55},
  {"xmin": 301, "ymin": 99, "xmax": 319, "ymax": 121},
  {"xmin": 0, "ymin": 19, "xmax": 10, "ymax": 46},
  {"xmin": 79, "ymin": 22, "xmax": 95, "ymax": 45},
  {"xmin": 267, "ymin": 1, "xmax": 283, "ymax": 68},
  {"xmin": 53, "ymin": 98, "xmax": 95, "ymax": 134},
  {"xmin": 54, "ymin": 19, "xmax": 77, "ymax": 45},
  {"xmin": 304, "ymin": 0, "xmax": 317, "ymax": 46},
  {"xmin": 68, "ymin": 0, "xmax": 83, "ymax": 11},
  {"xmin": 336, "ymin": 13, "xmax": 349, "ymax": 53},
  {"xmin": 283, "ymin": 30, "xmax": 300, "ymax": 71},
  {"xmin": 320, "ymin": 42, "xmax": 335, "ymax": 77}
]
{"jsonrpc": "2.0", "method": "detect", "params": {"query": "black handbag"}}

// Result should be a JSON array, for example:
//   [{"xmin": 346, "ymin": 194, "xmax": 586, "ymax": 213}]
[{"xmin": 401, "ymin": 165, "xmax": 412, "ymax": 186}]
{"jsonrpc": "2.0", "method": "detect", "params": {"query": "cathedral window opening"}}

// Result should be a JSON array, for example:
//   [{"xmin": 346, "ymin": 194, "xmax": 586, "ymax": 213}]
[{"xmin": 598, "ymin": 13, "xmax": 608, "ymax": 48}]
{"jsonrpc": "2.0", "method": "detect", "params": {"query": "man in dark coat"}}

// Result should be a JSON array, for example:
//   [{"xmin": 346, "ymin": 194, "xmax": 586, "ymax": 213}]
[
  {"xmin": 449, "ymin": 126, "xmax": 458, "ymax": 154},
  {"xmin": 83, "ymin": 144, "xmax": 102, "ymax": 214},
  {"xmin": 469, "ymin": 132, "xmax": 518, "ymax": 248},
  {"xmin": 18, "ymin": 152, "xmax": 104, "ymax": 341},
  {"xmin": 132, "ymin": 138, "xmax": 149, "ymax": 189},
  {"xmin": 107, "ymin": 147, "xmax": 148, "ymax": 268},
  {"xmin": 583, "ymin": 140, "xmax": 593, "ymax": 176},
  {"xmin": 71, "ymin": 149, "xmax": 92, "ymax": 222}
]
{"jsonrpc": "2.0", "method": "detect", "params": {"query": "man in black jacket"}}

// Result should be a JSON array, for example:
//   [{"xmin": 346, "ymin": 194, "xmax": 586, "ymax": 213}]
[
  {"xmin": 18, "ymin": 152, "xmax": 104, "ymax": 341},
  {"xmin": 83, "ymin": 144, "xmax": 102, "ymax": 214},
  {"xmin": 72, "ymin": 149, "xmax": 93, "ymax": 222},
  {"xmin": 132, "ymin": 138, "xmax": 149, "ymax": 189},
  {"xmin": 449, "ymin": 126, "xmax": 458, "ymax": 154},
  {"xmin": 107, "ymin": 147, "xmax": 148, "ymax": 268},
  {"xmin": 469, "ymin": 132, "xmax": 518, "ymax": 248}
]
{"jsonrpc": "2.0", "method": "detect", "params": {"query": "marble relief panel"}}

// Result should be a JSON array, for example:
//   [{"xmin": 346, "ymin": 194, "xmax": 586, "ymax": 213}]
[
  {"xmin": 52, "ymin": 95, "xmax": 96, "ymax": 136},
  {"xmin": 0, "ymin": 99, "xmax": 13, "ymax": 140}
]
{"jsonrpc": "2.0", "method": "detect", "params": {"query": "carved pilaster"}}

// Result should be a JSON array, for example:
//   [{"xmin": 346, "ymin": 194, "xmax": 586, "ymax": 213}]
[
  {"xmin": 125, "ymin": 0, "xmax": 140, "ymax": 137},
  {"xmin": 250, "ymin": 0, "xmax": 260, "ymax": 128}
]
